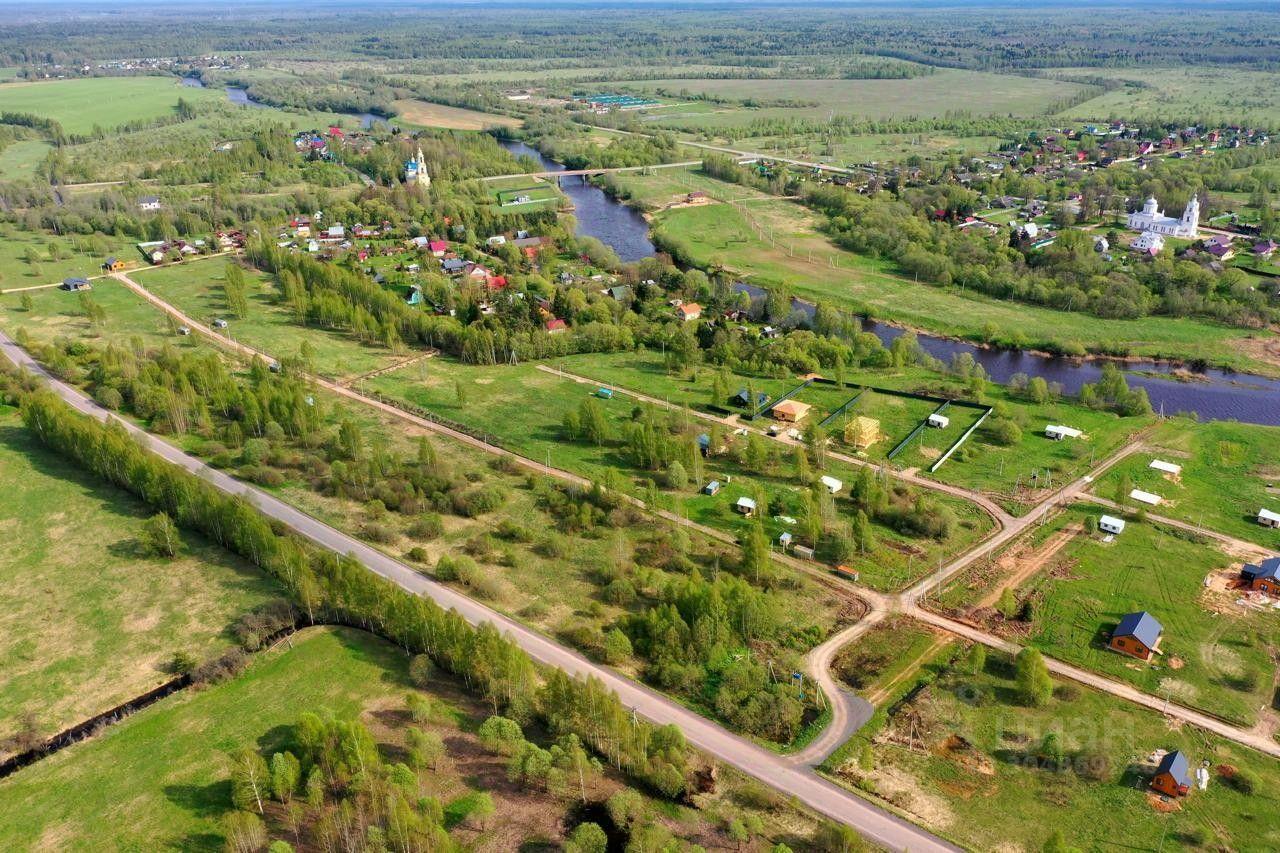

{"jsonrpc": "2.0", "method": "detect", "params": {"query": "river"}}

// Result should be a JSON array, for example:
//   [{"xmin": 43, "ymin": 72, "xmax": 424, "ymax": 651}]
[
  {"xmin": 731, "ymin": 283, "xmax": 1280, "ymax": 426},
  {"xmin": 499, "ymin": 140, "xmax": 656, "ymax": 263},
  {"xmin": 184, "ymin": 77, "xmax": 388, "ymax": 129}
]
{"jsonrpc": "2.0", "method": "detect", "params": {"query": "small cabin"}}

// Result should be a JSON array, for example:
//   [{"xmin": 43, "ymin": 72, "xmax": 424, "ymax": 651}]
[
  {"xmin": 1241, "ymin": 557, "xmax": 1280, "ymax": 597},
  {"xmin": 778, "ymin": 531, "xmax": 793, "ymax": 549},
  {"xmin": 702, "ymin": 480, "xmax": 721, "ymax": 496},
  {"xmin": 596, "ymin": 388, "xmax": 613, "ymax": 400},
  {"xmin": 60, "ymin": 277, "xmax": 91, "ymax": 291},
  {"xmin": 793, "ymin": 544, "xmax": 816, "ymax": 560},
  {"xmin": 103, "ymin": 257, "xmax": 126, "ymax": 272},
  {"xmin": 1045, "ymin": 424, "xmax": 1083, "ymax": 441},
  {"xmin": 819, "ymin": 475, "xmax": 842, "ymax": 495},
  {"xmin": 732, "ymin": 389, "xmax": 768, "ymax": 409},
  {"xmin": 1099, "ymin": 514, "xmax": 1126, "ymax": 535},
  {"xmin": 834, "ymin": 565, "xmax": 859, "ymax": 582},
  {"xmin": 1149, "ymin": 459, "xmax": 1181, "ymax": 476},
  {"xmin": 177, "ymin": 326, "xmax": 191, "ymax": 336},
  {"xmin": 1150, "ymin": 750, "xmax": 1192, "ymax": 798},
  {"xmin": 1109, "ymin": 610, "xmax": 1163, "ymax": 662},
  {"xmin": 1259, "ymin": 508, "xmax": 1280, "ymax": 529},
  {"xmin": 735, "ymin": 496, "xmax": 757, "ymax": 517},
  {"xmin": 926, "ymin": 413, "xmax": 950, "ymax": 429}
]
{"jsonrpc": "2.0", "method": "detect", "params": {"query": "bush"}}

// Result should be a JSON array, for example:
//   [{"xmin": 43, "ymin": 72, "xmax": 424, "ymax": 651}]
[
  {"xmin": 452, "ymin": 484, "xmax": 507, "ymax": 517},
  {"xmin": 602, "ymin": 578, "xmax": 637, "ymax": 605},
  {"xmin": 361, "ymin": 521, "xmax": 397, "ymax": 544},
  {"xmin": 435, "ymin": 554, "xmax": 476, "ymax": 582},
  {"xmin": 406, "ymin": 546, "xmax": 430, "ymax": 563},
  {"xmin": 408, "ymin": 512, "xmax": 444, "ymax": 540},
  {"xmin": 495, "ymin": 518, "xmax": 534, "ymax": 542}
]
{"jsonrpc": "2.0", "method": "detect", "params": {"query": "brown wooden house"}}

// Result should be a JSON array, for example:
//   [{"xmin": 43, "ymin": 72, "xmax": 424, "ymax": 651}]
[
  {"xmin": 1108, "ymin": 611, "xmax": 1163, "ymax": 662},
  {"xmin": 1150, "ymin": 750, "xmax": 1192, "ymax": 798}
]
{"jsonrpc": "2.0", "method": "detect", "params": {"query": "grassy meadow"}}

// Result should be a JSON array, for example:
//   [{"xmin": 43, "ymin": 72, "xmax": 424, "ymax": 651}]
[
  {"xmin": 0, "ymin": 76, "xmax": 225, "ymax": 135},
  {"xmin": 0, "ymin": 409, "xmax": 280, "ymax": 754}
]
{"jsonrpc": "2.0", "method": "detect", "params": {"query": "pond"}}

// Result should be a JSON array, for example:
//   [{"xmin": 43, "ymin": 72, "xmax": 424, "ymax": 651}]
[{"xmin": 500, "ymin": 140, "xmax": 655, "ymax": 263}]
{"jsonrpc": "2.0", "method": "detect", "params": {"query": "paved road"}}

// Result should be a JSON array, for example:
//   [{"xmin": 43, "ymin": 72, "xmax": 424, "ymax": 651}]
[{"xmin": 0, "ymin": 328, "xmax": 960, "ymax": 853}]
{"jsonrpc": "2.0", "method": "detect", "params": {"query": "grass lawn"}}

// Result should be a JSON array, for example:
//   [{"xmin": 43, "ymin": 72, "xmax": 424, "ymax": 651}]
[
  {"xmin": 1092, "ymin": 418, "xmax": 1280, "ymax": 550},
  {"xmin": 940, "ymin": 504, "xmax": 1277, "ymax": 727},
  {"xmin": 390, "ymin": 99, "xmax": 522, "ymax": 130},
  {"xmin": 827, "ymin": 637, "xmax": 1280, "ymax": 852},
  {"xmin": 647, "ymin": 196, "xmax": 1280, "ymax": 376},
  {"xmin": 831, "ymin": 616, "xmax": 943, "ymax": 697},
  {"xmin": 0, "ymin": 410, "xmax": 281, "ymax": 754},
  {"xmin": 0, "ymin": 229, "xmax": 134, "ymax": 288},
  {"xmin": 127, "ymin": 262, "xmax": 405, "ymax": 382},
  {"xmin": 371, "ymin": 356, "xmax": 993, "ymax": 591},
  {"xmin": 0, "ymin": 77, "xmax": 225, "ymax": 136}
]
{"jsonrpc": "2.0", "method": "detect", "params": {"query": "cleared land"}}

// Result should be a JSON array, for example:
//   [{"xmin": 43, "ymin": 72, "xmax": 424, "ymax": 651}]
[
  {"xmin": 603, "ymin": 71, "xmax": 1090, "ymax": 125},
  {"xmin": 0, "ymin": 77, "xmax": 224, "ymax": 135},
  {"xmin": 825, "ymin": 634, "xmax": 1280, "ymax": 852},
  {"xmin": 639, "ymin": 185, "xmax": 1280, "ymax": 375},
  {"xmin": 0, "ymin": 139, "xmax": 51, "ymax": 181},
  {"xmin": 939, "ymin": 504, "xmax": 1277, "ymax": 727},
  {"xmin": 392, "ymin": 99, "xmax": 522, "ymax": 130},
  {"xmin": 0, "ymin": 409, "xmax": 280, "ymax": 753}
]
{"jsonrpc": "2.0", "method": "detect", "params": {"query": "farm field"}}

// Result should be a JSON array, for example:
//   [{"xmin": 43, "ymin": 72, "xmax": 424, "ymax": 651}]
[
  {"xmin": 1091, "ymin": 418, "xmax": 1280, "ymax": 550},
  {"xmin": 1059, "ymin": 66, "xmax": 1280, "ymax": 125},
  {"xmin": 0, "ymin": 408, "xmax": 280, "ymax": 755},
  {"xmin": 0, "ymin": 229, "xmax": 134, "ymax": 287},
  {"xmin": 0, "ymin": 77, "xmax": 224, "ymax": 135},
  {"xmin": 824, "ymin": 632, "xmax": 1280, "ymax": 852},
  {"xmin": 645, "ymin": 195, "xmax": 1280, "ymax": 375},
  {"xmin": 733, "ymin": 132, "xmax": 1008, "ymax": 167},
  {"xmin": 603, "ymin": 71, "xmax": 1091, "ymax": 125},
  {"xmin": 938, "ymin": 504, "xmax": 1277, "ymax": 727},
  {"xmin": 371, "ymin": 356, "xmax": 994, "ymax": 591},
  {"xmin": 127, "ymin": 262, "xmax": 405, "ymax": 382},
  {"xmin": 391, "ymin": 98, "xmax": 522, "ymax": 130}
]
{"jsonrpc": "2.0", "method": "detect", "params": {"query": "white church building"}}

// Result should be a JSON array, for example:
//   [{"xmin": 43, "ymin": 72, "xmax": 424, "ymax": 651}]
[
  {"xmin": 404, "ymin": 145, "xmax": 430, "ymax": 187},
  {"xmin": 1127, "ymin": 195, "xmax": 1198, "ymax": 239}
]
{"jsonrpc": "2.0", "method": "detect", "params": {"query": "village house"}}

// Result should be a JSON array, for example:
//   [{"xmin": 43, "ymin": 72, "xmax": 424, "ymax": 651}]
[
  {"xmin": 1252, "ymin": 239, "xmax": 1278, "ymax": 259},
  {"xmin": 732, "ymin": 389, "xmax": 769, "ymax": 409},
  {"xmin": 1131, "ymin": 230, "xmax": 1165, "ymax": 256},
  {"xmin": 1241, "ymin": 557, "xmax": 1280, "ymax": 596},
  {"xmin": 60, "ymin": 277, "xmax": 91, "ymax": 291},
  {"xmin": 735, "ymin": 496, "xmax": 757, "ymax": 517},
  {"xmin": 1099, "ymin": 514, "xmax": 1126, "ymax": 535},
  {"xmin": 544, "ymin": 318, "xmax": 567, "ymax": 334},
  {"xmin": 102, "ymin": 256, "xmax": 126, "ymax": 272},
  {"xmin": 676, "ymin": 302, "xmax": 702, "ymax": 321},
  {"xmin": 1109, "ymin": 611, "xmax": 1163, "ymax": 662},
  {"xmin": 138, "ymin": 195, "xmax": 162, "ymax": 212},
  {"xmin": 1150, "ymin": 751, "xmax": 1193, "ymax": 798}
]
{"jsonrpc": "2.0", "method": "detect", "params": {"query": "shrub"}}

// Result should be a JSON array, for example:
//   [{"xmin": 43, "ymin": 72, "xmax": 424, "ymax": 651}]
[
  {"xmin": 361, "ymin": 521, "xmax": 397, "ymax": 544},
  {"xmin": 603, "ymin": 578, "xmax": 637, "ymax": 605},
  {"xmin": 406, "ymin": 546, "xmax": 430, "ymax": 563},
  {"xmin": 408, "ymin": 512, "xmax": 444, "ymax": 540},
  {"xmin": 435, "ymin": 554, "xmax": 476, "ymax": 582}
]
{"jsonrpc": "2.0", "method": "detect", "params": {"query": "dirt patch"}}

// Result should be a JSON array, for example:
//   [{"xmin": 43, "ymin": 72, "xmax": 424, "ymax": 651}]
[
  {"xmin": 1146, "ymin": 791, "xmax": 1183, "ymax": 813},
  {"xmin": 979, "ymin": 524, "xmax": 1080, "ymax": 608},
  {"xmin": 934, "ymin": 734, "xmax": 995, "ymax": 776},
  {"xmin": 391, "ymin": 99, "xmax": 522, "ymax": 130},
  {"xmin": 858, "ymin": 762, "xmax": 956, "ymax": 829},
  {"xmin": 1232, "ymin": 334, "xmax": 1280, "ymax": 373},
  {"xmin": 1167, "ymin": 656, "xmax": 1185, "ymax": 670}
]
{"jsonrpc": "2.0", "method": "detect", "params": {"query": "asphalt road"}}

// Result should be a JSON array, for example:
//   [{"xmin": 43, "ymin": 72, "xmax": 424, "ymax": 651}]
[{"xmin": 0, "ymin": 329, "xmax": 961, "ymax": 853}]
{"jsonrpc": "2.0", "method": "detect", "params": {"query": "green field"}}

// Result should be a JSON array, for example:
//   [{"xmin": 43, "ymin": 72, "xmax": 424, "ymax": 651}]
[
  {"xmin": 743, "ymin": 132, "xmax": 1008, "ymax": 168},
  {"xmin": 127, "ymin": 263, "xmax": 404, "ymax": 382},
  {"xmin": 0, "ymin": 229, "xmax": 132, "ymax": 288},
  {"xmin": 643, "ymin": 192, "xmax": 1280, "ymax": 375},
  {"xmin": 0, "ymin": 410, "xmax": 280, "ymax": 753},
  {"xmin": 943, "ymin": 505, "xmax": 1276, "ymax": 727},
  {"xmin": 0, "ymin": 628, "xmax": 414, "ymax": 849},
  {"xmin": 605, "ymin": 71, "xmax": 1090, "ymax": 126},
  {"xmin": 1092, "ymin": 419, "xmax": 1280, "ymax": 550},
  {"xmin": 827, "ymin": 635, "xmax": 1280, "ymax": 852},
  {"xmin": 0, "ymin": 77, "xmax": 225, "ymax": 135},
  {"xmin": 1059, "ymin": 66, "xmax": 1280, "ymax": 125}
]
